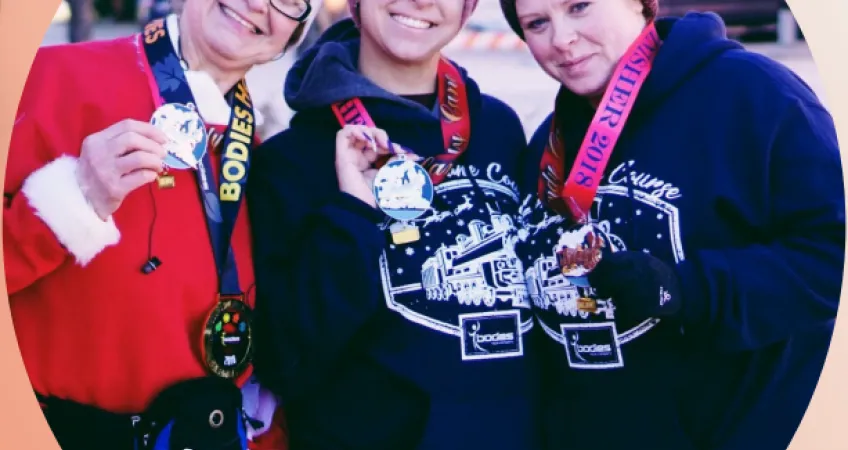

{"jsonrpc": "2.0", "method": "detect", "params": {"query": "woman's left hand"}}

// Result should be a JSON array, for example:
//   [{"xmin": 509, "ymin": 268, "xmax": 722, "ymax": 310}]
[{"xmin": 587, "ymin": 251, "xmax": 683, "ymax": 322}]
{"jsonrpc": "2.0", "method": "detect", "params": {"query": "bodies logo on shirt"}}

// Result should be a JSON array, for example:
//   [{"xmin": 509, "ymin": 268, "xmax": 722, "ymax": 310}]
[
  {"xmin": 377, "ymin": 162, "xmax": 533, "ymax": 361},
  {"xmin": 459, "ymin": 310, "xmax": 523, "ymax": 361},
  {"xmin": 562, "ymin": 323, "xmax": 623, "ymax": 369},
  {"xmin": 518, "ymin": 159, "xmax": 686, "ymax": 370}
]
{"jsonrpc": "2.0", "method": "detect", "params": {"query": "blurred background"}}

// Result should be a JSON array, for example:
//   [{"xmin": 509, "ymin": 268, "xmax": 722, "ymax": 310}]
[
  {"xmin": 44, "ymin": 0, "xmax": 823, "ymax": 136},
  {"xmin": 50, "ymin": 0, "xmax": 801, "ymax": 43}
]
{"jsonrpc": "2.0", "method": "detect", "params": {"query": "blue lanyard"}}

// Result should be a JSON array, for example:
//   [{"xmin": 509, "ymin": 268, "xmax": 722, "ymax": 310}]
[{"xmin": 141, "ymin": 19, "xmax": 253, "ymax": 296}]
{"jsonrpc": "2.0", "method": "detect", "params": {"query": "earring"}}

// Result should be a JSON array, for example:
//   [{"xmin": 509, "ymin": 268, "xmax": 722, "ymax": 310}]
[
  {"xmin": 176, "ymin": 15, "xmax": 191, "ymax": 70},
  {"xmin": 354, "ymin": 1, "xmax": 361, "ymax": 27},
  {"xmin": 177, "ymin": 34, "xmax": 190, "ymax": 70}
]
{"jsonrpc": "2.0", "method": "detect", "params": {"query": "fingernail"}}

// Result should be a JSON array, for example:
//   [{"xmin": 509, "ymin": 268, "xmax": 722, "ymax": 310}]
[{"xmin": 388, "ymin": 139, "xmax": 413, "ymax": 155}]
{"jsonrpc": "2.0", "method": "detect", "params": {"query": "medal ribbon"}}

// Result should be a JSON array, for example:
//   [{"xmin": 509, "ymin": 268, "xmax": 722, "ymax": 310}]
[
  {"xmin": 538, "ymin": 22, "xmax": 661, "ymax": 222},
  {"xmin": 140, "ymin": 19, "xmax": 254, "ymax": 296},
  {"xmin": 330, "ymin": 57, "xmax": 471, "ymax": 185}
]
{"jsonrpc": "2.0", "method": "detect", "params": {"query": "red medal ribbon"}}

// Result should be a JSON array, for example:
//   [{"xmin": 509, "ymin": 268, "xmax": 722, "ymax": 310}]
[
  {"xmin": 538, "ymin": 22, "xmax": 661, "ymax": 223},
  {"xmin": 331, "ymin": 57, "xmax": 472, "ymax": 185}
]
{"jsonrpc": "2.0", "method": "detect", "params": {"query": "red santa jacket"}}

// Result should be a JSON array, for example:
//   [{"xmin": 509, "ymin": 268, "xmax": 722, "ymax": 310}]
[{"xmin": 5, "ymin": 19, "xmax": 286, "ymax": 449}]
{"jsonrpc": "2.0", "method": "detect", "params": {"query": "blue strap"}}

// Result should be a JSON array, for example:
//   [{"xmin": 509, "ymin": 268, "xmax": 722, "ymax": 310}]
[{"xmin": 140, "ymin": 19, "xmax": 254, "ymax": 296}]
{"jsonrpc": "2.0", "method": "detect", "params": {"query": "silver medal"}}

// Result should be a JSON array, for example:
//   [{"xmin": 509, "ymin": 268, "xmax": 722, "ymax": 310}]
[
  {"xmin": 373, "ymin": 155, "xmax": 434, "ymax": 244},
  {"xmin": 150, "ymin": 102, "xmax": 208, "ymax": 170}
]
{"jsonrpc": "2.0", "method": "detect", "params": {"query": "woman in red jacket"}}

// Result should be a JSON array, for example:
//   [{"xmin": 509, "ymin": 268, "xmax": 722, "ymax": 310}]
[{"xmin": 4, "ymin": 0, "xmax": 318, "ymax": 448}]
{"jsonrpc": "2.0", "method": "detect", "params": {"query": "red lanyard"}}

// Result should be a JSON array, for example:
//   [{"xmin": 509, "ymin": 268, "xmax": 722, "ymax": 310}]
[
  {"xmin": 538, "ymin": 22, "xmax": 661, "ymax": 223},
  {"xmin": 331, "ymin": 57, "xmax": 472, "ymax": 185}
]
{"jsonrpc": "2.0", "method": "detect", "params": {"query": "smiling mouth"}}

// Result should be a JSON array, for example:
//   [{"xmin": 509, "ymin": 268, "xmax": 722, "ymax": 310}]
[
  {"xmin": 220, "ymin": 4, "xmax": 263, "ymax": 35},
  {"xmin": 390, "ymin": 14, "xmax": 435, "ymax": 30}
]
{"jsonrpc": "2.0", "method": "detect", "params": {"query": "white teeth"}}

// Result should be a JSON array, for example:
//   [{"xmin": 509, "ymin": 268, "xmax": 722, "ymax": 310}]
[
  {"xmin": 391, "ymin": 14, "xmax": 432, "ymax": 30},
  {"xmin": 222, "ymin": 6, "xmax": 258, "ymax": 33}
]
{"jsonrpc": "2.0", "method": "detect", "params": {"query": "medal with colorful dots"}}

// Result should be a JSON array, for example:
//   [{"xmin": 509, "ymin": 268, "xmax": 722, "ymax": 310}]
[{"xmin": 201, "ymin": 294, "xmax": 253, "ymax": 379}]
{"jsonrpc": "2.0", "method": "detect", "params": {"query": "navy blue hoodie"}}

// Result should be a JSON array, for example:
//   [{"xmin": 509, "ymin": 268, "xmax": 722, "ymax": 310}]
[
  {"xmin": 516, "ymin": 13, "xmax": 844, "ymax": 450},
  {"xmin": 248, "ymin": 19, "xmax": 543, "ymax": 450}
]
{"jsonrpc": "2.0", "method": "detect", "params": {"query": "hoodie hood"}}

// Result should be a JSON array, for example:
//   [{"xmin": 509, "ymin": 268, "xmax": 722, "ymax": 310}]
[
  {"xmin": 284, "ymin": 18, "xmax": 378, "ymax": 112},
  {"xmin": 621, "ymin": 13, "xmax": 742, "ymax": 243},
  {"xmin": 284, "ymin": 18, "xmax": 479, "ymax": 116},
  {"xmin": 640, "ymin": 12, "xmax": 743, "ymax": 105}
]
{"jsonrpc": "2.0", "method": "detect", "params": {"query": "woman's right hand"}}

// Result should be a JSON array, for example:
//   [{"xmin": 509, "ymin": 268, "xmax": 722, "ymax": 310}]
[
  {"xmin": 335, "ymin": 124, "xmax": 414, "ymax": 209},
  {"xmin": 76, "ymin": 119, "xmax": 169, "ymax": 220}
]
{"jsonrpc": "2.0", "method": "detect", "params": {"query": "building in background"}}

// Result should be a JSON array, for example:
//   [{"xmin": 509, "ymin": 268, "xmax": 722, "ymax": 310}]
[
  {"xmin": 54, "ymin": 0, "xmax": 797, "ymax": 47},
  {"xmin": 660, "ymin": 0, "xmax": 796, "ymax": 38}
]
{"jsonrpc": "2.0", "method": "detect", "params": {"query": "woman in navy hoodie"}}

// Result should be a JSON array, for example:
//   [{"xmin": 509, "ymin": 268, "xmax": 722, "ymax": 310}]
[
  {"xmin": 498, "ymin": 0, "xmax": 845, "ymax": 449},
  {"xmin": 246, "ymin": 2, "xmax": 543, "ymax": 449}
]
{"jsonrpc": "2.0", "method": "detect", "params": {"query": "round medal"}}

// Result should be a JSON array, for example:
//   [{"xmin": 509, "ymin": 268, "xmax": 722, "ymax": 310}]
[
  {"xmin": 373, "ymin": 156, "xmax": 434, "ymax": 221},
  {"xmin": 555, "ymin": 222, "xmax": 611, "ymax": 285},
  {"xmin": 202, "ymin": 297, "xmax": 253, "ymax": 379},
  {"xmin": 150, "ymin": 102, "xmax": 208, "ymax": 170}
]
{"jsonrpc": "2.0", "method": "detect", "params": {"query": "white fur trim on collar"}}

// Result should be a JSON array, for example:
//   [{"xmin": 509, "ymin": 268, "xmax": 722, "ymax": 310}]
[
  {"xmin": 164, "ymin": 14, "xmax": 266, "ymax": 133},
  {"xmin": 21, "ymin": 155, "xmax": 121, "ymax": 267}
]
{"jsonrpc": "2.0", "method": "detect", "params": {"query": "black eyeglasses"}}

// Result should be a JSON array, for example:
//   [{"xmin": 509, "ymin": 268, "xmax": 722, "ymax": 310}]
[{"xmin": 270, "ymin": 0, "xmax": 311, "ymax": 22}]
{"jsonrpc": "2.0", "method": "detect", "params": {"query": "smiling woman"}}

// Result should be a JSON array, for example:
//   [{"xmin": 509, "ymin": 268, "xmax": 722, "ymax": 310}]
[
  {"xmin": 4, "ymin": 0, "xmax": 321, "ymax": 448},
  {"xmin": 246, "ymin": 0, "xmax": 546, "ymax": 449}
]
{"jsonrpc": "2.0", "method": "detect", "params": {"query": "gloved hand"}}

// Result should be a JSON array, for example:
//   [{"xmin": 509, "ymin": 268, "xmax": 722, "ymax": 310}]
[{"xmin": 587, "ymin": 251, "xmax": 682, "ymax": 323}]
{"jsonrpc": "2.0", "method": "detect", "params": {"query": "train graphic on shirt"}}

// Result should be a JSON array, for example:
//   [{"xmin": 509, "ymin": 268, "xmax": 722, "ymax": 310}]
[
  {"xmin": 420, "ymin": 208, "xmax": 528, "ymax": 308},
  {"xmin": 377, "ymin": 168, "xmax": 534, "ymax": 342}
]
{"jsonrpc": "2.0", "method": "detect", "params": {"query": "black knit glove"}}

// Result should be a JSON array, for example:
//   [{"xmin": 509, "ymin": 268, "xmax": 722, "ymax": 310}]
[{"xmin": 587, "ymin": 251, "xmax": 682, "ymax": 323}]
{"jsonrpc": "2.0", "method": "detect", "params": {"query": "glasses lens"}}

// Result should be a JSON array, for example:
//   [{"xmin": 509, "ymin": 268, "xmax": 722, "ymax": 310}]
[{"xmin": 272, "ymin": 0, "xmax": 308, "ymax": 19}]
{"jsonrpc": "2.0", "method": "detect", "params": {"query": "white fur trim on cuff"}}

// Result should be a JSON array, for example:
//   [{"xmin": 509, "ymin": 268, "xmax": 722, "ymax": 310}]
[{"xmin": 21, "ymin": 155, "xmax": 121, "ymax": 267}]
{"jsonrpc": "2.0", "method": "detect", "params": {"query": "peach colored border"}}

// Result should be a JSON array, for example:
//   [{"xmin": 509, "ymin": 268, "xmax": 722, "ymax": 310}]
[{"xmin": 0, "ymin": 0, "xmax": 844, "ymax": 448}]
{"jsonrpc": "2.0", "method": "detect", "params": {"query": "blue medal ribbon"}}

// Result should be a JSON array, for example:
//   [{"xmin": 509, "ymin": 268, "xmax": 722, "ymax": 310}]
[{"xmin": 141, "ymin": 19, "xmax": 253, "ymax": 297}]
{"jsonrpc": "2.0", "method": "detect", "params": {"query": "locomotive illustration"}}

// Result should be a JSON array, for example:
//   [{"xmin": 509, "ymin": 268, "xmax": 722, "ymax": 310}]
[{"xmin": 420, "ymin": 210, "xmax": 528, "ymax": 308}]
